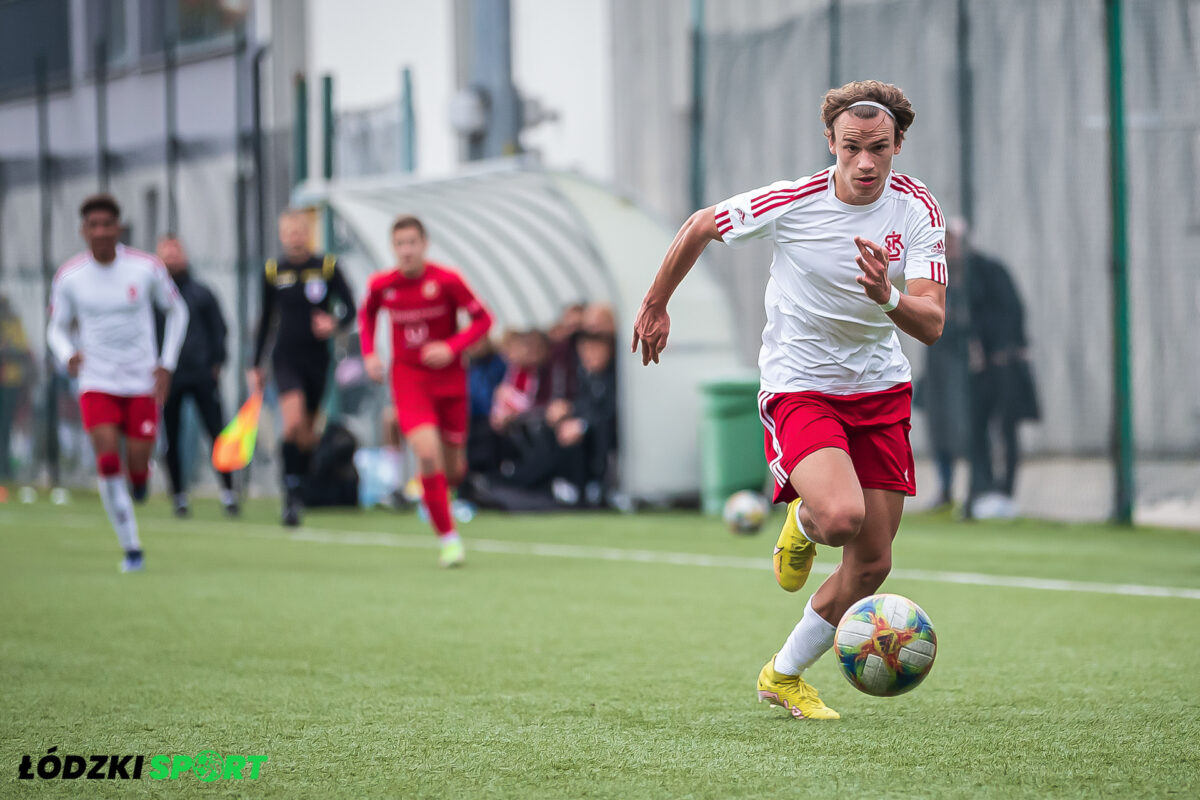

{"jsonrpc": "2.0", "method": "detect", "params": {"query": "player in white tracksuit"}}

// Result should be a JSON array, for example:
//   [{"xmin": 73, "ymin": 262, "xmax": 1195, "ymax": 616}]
[{"xmin": 47, "ymin": 194, "xmax": 188, "ymax": 572}]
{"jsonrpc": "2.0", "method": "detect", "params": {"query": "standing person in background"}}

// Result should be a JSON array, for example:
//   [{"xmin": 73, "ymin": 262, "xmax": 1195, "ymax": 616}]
[
  {"xmin": 249, "ymin": 208, "xmax": 357, "ymax": 527},
  {"xmin": 47, "ymin": 194, "xmax": 189, "ymax": 572},
  {"xmin": 917, "ymin": 218, "xmax": 972, "ymax": 509},
  {"xmin": 155, "ymin": 235, "xmax": 239, "ymax": 518},
  {"xmin": 359, "ymin": 215, "xmax": 493, "ymax": 568},
  {"xmin": 962, "ymin": 225, "xmax": 1039, "ymax": 519},
  {"xmin": 0, "ymin": 294, "xmax": 34, "ymax": 481}
]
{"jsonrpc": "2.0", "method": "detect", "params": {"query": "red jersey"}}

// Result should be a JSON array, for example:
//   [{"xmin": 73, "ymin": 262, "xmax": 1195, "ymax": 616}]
[{"xmin": 358, "ymin": 262, "xmax": 493, "ymax": 392}]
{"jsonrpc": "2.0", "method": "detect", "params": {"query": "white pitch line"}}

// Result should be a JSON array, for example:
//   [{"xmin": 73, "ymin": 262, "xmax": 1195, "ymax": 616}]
[
  {"xmin": 192, "ymin": 519, "xmax": 1200, "ymax": 601},
  {"xmin": 7, "ymin": 511, "xmax": 1200, "ymax": 601}
]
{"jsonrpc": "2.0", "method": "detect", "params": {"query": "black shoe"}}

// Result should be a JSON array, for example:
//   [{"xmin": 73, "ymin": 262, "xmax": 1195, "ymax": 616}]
[
  {"xmin": 223, "ymin": 501, "xmax": 241, "ymax": 517},
  {"xmin": 281, "ymin": 490, "xmax": 302, "ymax": 527},
  {"xmin": 130, "ymin": 483, "xmax": 148, "ymax": 503},
  {"xmin": 173, "ymin": 503, "xmax": 191, "ymax": 519}
]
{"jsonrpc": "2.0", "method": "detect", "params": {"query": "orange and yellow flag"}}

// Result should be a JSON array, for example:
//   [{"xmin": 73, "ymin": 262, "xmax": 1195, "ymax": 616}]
[{"xmin": 211, "ymin": 391, "xmax": 263, "ymax": 473}]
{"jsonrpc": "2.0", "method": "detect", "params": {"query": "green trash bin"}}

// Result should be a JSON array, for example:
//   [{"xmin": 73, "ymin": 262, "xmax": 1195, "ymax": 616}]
[{"xmin": 699, "ymin": 379, "xmax": 769, "ymax": 515}]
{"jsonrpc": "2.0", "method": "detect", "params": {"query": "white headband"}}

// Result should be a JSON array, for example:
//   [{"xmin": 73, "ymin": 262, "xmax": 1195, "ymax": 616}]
[{"xmin": 844, "ymin": 100, "xmax": 896, "ymax": 120}]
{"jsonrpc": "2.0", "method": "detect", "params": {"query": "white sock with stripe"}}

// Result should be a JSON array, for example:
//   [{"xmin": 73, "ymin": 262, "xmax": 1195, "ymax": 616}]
[
  {"xmin": 774, "ymin": 596, "xmax": 836, "ymax": 676},
  {"xmin": 99, "ymin": 475, "xmax": 141, "ymax": 553}
]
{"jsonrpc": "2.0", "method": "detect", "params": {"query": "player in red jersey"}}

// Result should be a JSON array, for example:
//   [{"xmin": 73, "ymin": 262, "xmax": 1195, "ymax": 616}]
[{"xmin": 358, "ymin": 215, "xmax": 493, "ymax": 567}]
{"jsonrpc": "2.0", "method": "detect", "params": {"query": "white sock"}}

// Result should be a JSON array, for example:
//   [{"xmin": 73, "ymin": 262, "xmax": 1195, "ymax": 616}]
[
  {"xmin": 774, "ymin": 596, "xmax": 836, "ymax": 676},
  {"xmin": 219, "ymin": 488, "xmax": 236, "ymax": 506},
  {"xmin": 173, "ymin": 492, "xmax": 188, "ymax": 507},
  {"xmin": 99, "ymin": 475, "xmax": 141, "ymax": 552},
  {"xmin": 439, "ymin": 531, "xmax": 461, "ymax": 544}
]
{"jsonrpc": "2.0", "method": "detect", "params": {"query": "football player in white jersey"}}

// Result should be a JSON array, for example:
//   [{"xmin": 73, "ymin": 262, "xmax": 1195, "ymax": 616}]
[
  {"xmin": 47, "ymin": 195, "xmax": 189, "ymax": 572},
  {"xmin": 632, "ymin": 81, "xmax": 947, "ymax": 719}
]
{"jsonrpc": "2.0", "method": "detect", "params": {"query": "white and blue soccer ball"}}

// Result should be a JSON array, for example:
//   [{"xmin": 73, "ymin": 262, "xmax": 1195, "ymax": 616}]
[{"xmin": 723, "ymin": 490, "xmax": 769, "ymax": 535}]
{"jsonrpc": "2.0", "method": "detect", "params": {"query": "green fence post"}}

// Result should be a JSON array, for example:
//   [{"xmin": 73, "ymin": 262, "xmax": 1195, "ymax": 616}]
[{"xmin": 1105, "ymin": 0, "xmax": 1134, "ymax": 525}]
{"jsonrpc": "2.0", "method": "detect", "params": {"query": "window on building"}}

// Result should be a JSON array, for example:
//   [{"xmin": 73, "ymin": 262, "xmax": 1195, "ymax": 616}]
[
  {"xmin": 140, "ymin": 0, "xmax": 244, "ymax": 57},
  {"xmin": 0, "ymin": 0, "xmax": 71, "ymax": 98},
  {"xmin": 85, "ymin": 0, "xmax": 129, "ymax": 69}
]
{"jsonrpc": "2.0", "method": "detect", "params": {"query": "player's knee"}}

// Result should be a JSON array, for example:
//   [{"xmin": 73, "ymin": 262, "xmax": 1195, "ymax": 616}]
[
  {"xmin": 416, "ymin": 454, "xmax": 442, "ymax": 476},
  {"xmin": 815, "ymin": 505, "xmax": 866, "ymax": 547},
  {"xmin": 281, "ymin": 420, "xmax": 306, "ymax": 442},
  {"xmin": 96, "ymin": 452, "xmax": 121, "ymax": 477}
]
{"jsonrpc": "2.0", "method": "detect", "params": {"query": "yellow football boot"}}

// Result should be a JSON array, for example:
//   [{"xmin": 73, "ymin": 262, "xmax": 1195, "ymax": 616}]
[
  {"xmin": 756, "ymin": 655, "xmax": 840, "ymax": 720},
  {"xmin": 439, "ymin": 537, "xmax": 465, "ymax": 568},
  {"xmin": 773, "ymin": 499, "xmax": 815, "ymax": 592}
]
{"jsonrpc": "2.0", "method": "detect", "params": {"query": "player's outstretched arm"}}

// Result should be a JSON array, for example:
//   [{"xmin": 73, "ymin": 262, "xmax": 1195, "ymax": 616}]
[
  {"xmin": 853, "ymin": 236, "xmax": 945, "ymax": 346},
  {"xmin": 631, "ymin": 206, "xmax": 722, "ymax": 365},
  {"xmin": 357, "ymin": 281, "xmax": 385, "ymax": 382}
]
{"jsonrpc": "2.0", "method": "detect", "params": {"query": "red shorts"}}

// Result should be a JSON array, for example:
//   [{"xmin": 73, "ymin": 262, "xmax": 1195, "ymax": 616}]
[
  {"xmin": 79, "ymin": 392, "xmax": 159, "ymax": 439},
  {"xmin": 758, "ymin": 383, "xmax": 915, "ymax": 503},
  {"xmin": 390, "ymin": 377, "xmax": 468, "ymax": 447}
]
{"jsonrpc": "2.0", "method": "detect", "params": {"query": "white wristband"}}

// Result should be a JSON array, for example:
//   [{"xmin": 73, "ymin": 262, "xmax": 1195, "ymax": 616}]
[{"xmin": 878, "ymin": 284, "xmax": 900, "ymax": 313}]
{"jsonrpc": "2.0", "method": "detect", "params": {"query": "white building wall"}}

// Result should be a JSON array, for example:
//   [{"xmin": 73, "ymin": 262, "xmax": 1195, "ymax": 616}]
[
  {"xmin": 511, "ymin": 0, "xmax": 614, "ymax": 181},
  {"xmin": 306, "ymin": 0, "xmax": 461, "ymax": 179},
  {"xmin": 306, "ymin": 0, "xmax": 617, "ymax": 182}
]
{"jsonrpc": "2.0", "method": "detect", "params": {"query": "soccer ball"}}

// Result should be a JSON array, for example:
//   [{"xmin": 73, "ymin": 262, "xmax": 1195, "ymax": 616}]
[
  {"xmin": 723, "ymin": 490, "xmax": 768, "ymax": 534},
  {"xmin": 833, "ymin": 593, "xmax": 937, "ymax": 696}
]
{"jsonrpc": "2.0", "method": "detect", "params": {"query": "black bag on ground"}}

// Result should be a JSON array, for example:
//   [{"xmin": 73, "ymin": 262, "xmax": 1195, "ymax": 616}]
[{"xmin": 303, "ymin": 421, "xmax": 359, "ymax": 507}]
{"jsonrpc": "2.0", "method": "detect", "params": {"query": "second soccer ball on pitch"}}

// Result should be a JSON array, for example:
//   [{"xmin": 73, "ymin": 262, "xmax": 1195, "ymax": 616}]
[
  {"xmin": 833, "ymin": 593, "xmax": 937, "ymax": 697},
  {"xmin": 722, "ymin": 491, "xmax": 768, "ymax": 535}
]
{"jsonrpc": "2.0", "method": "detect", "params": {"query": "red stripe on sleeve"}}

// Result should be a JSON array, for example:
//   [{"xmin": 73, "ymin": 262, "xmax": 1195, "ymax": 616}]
[{"xmin": 753, "ymin": 186, "xmax": 826, "ymax": 218}]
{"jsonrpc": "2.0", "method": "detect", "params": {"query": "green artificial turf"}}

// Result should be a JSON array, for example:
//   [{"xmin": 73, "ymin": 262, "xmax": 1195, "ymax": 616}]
[{"xmin": 2, "ymin": 496, "xmax": 1198, "ymax": 798}]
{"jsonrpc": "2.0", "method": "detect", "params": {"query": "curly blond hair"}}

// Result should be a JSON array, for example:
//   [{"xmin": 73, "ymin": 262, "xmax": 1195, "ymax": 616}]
[{"xmin": 821, "ymin": 80, "xmax": 915, "ymax": 144}]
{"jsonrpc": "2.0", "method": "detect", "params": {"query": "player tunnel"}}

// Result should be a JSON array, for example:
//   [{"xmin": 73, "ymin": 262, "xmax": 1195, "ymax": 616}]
[{"xmin": 294, "ymin": 162, "xmax": 745, "ymax": 502}]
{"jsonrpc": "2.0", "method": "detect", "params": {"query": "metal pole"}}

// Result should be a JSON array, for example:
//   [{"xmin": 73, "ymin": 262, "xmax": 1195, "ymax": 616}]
[
  {"xmin": 293, "ymin": 75, "xmax": 308, "ymax": 187},
  {"xmin": 469, "ymin": 0, "xmax": 519, "ymax": 160},
  {"xmin": 35, "ymin": 56, "xmax": 60, "ymax": 487},
  {"xmin": 828, "ymin": 0, "xmax": 841, "ymax": 91},
  {"xmin": 955, "ymin": 0, "xmax": 974, "ymax": 226},
  {"xmin": 321, "ymin": 74, "xmax": 334, "ymax": 248},
  {"xmin": 251, "ymin": 47, "xmax": 269, "ymax": 267},
  {"xmin": 321, "ymin": 75, "xmax": 334, "ymax": 182},
  {"xmin": 165, "ymin": 36, "xmax": 179, "ymax": 232},
  {"xmin": 94, "ymin": 40, "xmax": 109, "ymax": 191},
  {"xmin": 234, "ymin": 25, "xmax": 250, "ymax": 402},
  {"xmin": 1105, "ymin": 0, "xmax": 1134, "ymax": 525},
  {"xmin": 319, "ymin": 74, "xmax": 340, "ymax": 417},
  {"xmin": 689, "ymin": 0, "xmax": 705, "ymax": 211},
  {"xmin": 400, "ymin": 66, "xmax": 415, "ymax": 173},
  {"xmin": 954, "ymin": 0, "xmax": 979, "ymax": 518}
]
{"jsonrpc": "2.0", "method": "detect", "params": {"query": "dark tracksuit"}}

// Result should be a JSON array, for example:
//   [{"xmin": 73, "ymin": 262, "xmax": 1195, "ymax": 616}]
[{"xmin": 159, "ymin": 269, "xmax": 232, "ymax": 496}]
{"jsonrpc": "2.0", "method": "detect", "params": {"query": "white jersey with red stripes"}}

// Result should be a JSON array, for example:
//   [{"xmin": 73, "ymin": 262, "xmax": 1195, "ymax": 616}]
[
  {"xmin": 714, "ymin": 168, "xmax": 946, "ymax": 395},
  {"xmin": 47, "ymin": 245, "xmax": 189, "ymax": 397}
]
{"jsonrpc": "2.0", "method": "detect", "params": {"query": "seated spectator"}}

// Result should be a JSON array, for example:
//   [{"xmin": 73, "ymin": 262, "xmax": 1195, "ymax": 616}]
[
  {"xmin": 465, "ymin": 336, "xmax": 508, "ymax": 476},
  {"xmin": 490, "ymin": 330, "xmax": 552, "ymax": 433},
  {"xmin": 548, "ymin": 304, "xmax": 618, "ymax": 507},
  {"xmin": 546, "ymin": 302, "xmax": 585, "ymax": 399}
]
